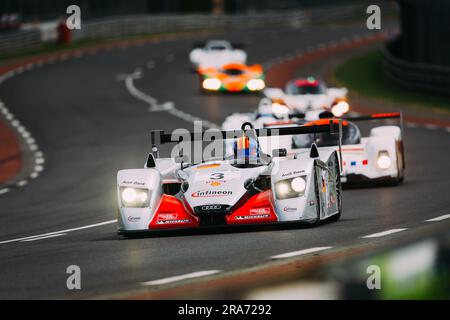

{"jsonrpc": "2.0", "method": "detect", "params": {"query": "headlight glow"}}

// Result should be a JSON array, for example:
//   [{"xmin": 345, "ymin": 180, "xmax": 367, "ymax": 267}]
[
  {"xmin": 291, "ymin": 177, "xmax": 306, "ymax": 193},
  {"xmin": 247, "ymin": 79, "xmax": 265, "ymax": 91},
  {"xmin": 276, "ymin": 182, "xmax": 290, "ymax": 195},
  {"xmin": 272, "ymin": 102, "xmax": 289, "ymax": 118},
  {"xmin": 202, "ymin": 78, "xmax": 221, "ymax": 90},
  {"xmin": 120, "ymin": 187, "xmax": 150, "ymax": 208},
  {"xmin": 275, "ymin": 176, "xmax": 307, "ymax": 200},
  {"xmin": 377, "ymin": 151, "xmax": 391, "ymax": 169},
  {"xmin": 331, "ymin": 101, "xmax": 350, "ymax": 117}
]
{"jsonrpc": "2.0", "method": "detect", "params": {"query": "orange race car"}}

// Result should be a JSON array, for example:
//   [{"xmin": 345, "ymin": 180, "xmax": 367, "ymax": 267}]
[{"xmin": 198, "ymin": 63, "xmax": 265, "ymax": 92}]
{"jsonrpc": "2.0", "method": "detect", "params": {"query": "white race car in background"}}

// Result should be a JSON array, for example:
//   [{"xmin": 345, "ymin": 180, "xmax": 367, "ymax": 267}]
[
  {"xmin": 189, "ymin": 40, "xmax": 247, "ymax": 71},
  {"xmin": 290, "ymin": 113, "xmax": 405, "ymax": 185},
  {"xmin": 264, "ymin": 77, "xmax": 349, "ymax": 118},
  {"xmin": 116, "ymin": 122, "xmax": 343, "ymax": 236},
  {"xmin": 224, "ymin": 111, "xmax": 405, "ymax": 186}
]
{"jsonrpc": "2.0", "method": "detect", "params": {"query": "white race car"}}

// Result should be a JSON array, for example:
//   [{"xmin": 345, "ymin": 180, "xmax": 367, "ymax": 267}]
[
  {"xmin": 264, "ymin": 77, "xmax": 349, "ymax": 118},
  {"xmin": 224, "ymin": 110, "xmax": 405, "ymax": 186},
  {"xmin": 289, "ymin": 113, "xmax": 405, "ymax": 185},
  {"xmin": 116, "ymin": 122, "xmax": 343, "ymax": 235},
  {"xmin": 189, "ymin": 40, "xmax": 247, "ymax": 71}
]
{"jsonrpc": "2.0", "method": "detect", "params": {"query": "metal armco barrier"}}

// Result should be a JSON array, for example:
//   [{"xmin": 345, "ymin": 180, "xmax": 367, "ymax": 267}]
[
  {"xmin": 0, "ymin": 3, "xmax": 375, "ymax": 56},
  {"xmin": 383, "ymin": 43, "xmax": 450, "ymax": 96}
]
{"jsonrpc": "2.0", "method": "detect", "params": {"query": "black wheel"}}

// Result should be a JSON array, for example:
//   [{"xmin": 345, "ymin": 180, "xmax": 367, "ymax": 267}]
[
  {"xmin": 311, "ymin": 162, "xmax": 321, "ymax": 226},
  {"xmin": 328, "ymin": 153, "xmax": 342, "ymax": 222}
]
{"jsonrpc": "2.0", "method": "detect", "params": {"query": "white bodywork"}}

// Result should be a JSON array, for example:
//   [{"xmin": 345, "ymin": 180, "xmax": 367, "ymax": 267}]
[
  {"xmin": 222, "ymin": 108, "xmax": 404, "ymax": 184},
  {"xmin": 189, "ymin": 40, "xmax": 247, "ymax": 70},
  {"xmin": 264, "ymin": 86, "xmax": 348, "ymax": 115},
  {"xmin": 117, "ymin": 147, "xmax": 341, "ymax": 233}
]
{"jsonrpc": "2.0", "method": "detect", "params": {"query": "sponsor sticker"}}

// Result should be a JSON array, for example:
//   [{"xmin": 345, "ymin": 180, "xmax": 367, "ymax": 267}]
[
  {"xmin": 236, "ymin": 214, "xmax": 270, "ymax": 220},
  {"xmin": 250, "ymin": 207, "xmax": 270, "ymax": 215},
  {"xmin": 157, "ymin": 213, "xmax": 178, "ymax": 220},
  {"xmin": 194, "ymin": 163, "xmax": 221, "ymax": 170},
  {"xmin": 191, "ymin": 190, "xmax": 232, "ymax": 197},
  {"xmin": 127, "ymin": 216, "xmax": 141, "ymax": 222},
  {"xmin": 156, "ymin": 219, "xmax": 190, "ymax": 225},
  {"xmin": 281, "ymin": 170, "xmax": 305, "ymax": 178},
  {"xmin": 283, "ymin": 207, "xmax": 297, "ymax": 213}
]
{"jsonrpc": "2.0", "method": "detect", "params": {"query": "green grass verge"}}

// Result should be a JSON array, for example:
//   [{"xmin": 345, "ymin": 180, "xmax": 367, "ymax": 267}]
[{"xmin": 334, "ymin": 50, "xmax": 450, "ymax": 112}]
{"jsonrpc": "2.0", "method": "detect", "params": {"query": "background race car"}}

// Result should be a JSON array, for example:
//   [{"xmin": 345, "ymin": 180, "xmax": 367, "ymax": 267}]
[
  {"xmin": 264, "ymin": 77, "xmax": 349, "ymax": 118},
  {"xmin": 199, "ymin": 63, "xmax": 265, "ymax": 92},
  {"xmin": 290, "ymin": 113, "xmax": 405, "ymax": 186},
  {"xmin": 189, "ymin": 40, "xmax": 247, "ymax": 71},
  {"xmin": 116, "ymin": 122, "xmax": 343, "ymax": 236}
]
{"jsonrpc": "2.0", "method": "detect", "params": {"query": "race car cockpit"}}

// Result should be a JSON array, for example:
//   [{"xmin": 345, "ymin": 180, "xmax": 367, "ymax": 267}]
[
  {"xmin": 292, "ymin": 119, "xmax": 361, "ymax": 148},
  {"xmin": 230, "ymin": 123, "xmax": 271, "ymax": 168}
]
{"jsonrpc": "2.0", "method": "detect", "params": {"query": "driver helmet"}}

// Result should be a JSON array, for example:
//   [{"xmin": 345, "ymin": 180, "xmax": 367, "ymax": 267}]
[{"xmin": 233, "ymin": 134, "xmax": 259, "ymax": 163}]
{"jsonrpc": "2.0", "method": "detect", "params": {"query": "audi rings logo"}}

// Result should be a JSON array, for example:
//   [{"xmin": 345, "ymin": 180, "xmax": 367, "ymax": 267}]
[{"xmin": 201, "ymin": 205, "xmax": 222, "ymax": 211}]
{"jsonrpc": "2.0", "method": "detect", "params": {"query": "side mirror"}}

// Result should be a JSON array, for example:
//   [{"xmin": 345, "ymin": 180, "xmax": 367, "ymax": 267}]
[
  {"xmin": 272, "ymin": 148, "xmax": 287, "ymax": 157},
  {"xmin": 244, "ymin": 178, "xmax": 254, "ymax": 190},
  {"xmin": 310, "ymin": 143, "xmax": 319, "ymax": 158},
  {"xmin": 145, "ymin": 153, "xmax": 156, "ymax": 168}
]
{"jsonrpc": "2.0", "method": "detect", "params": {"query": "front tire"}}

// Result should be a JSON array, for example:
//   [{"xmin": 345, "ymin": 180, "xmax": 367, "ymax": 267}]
[
  {"xmin": 328, "ymin": 153, "xmax": 342, "ymax": 222},
  {"xmin": 311, "ymin": 162, "xmax": 321, "ymax": 226}
]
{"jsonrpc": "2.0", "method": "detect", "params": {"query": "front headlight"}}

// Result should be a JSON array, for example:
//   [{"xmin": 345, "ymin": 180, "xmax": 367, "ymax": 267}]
[
  {"xmin": 377, "ymin": 151, "xmax": 391, "ymax": 169},
  {"xmin": 202, "ymin": 78, "xmax": 221, "ymax": 90},
  {"xmin": 331, "ymin": 101, "xmax": 350, "ymax": 117},
  {"xmin": 247, "ymin": 79, "xmax": 265, "ymax": 91},
  {"xmin": 272, "ymin": 102, "xmax": 289, "ymax": 119},
  {"xmin": 120, "ymin": 187, "xmax": 150, "ymax": 208},
  {"xmin": 275, "ymin": 176, "xmax": 307, "ymax": 200}
]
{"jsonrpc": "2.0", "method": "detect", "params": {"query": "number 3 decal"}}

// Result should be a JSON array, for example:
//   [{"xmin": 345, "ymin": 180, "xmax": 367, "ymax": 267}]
[{"xmin": 210, "ymin": 173, "xmax": 224, "ymax": 180}]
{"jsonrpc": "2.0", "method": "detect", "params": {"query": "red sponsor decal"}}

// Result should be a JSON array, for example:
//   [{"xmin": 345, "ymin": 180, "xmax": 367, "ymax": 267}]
[
  {"xmin": 157, "ymin": 213, "xmax": 178, "ymax": 221},
  {"xmin": 250, "ymin": 207, "xmax": 270, "ymax": 215}
]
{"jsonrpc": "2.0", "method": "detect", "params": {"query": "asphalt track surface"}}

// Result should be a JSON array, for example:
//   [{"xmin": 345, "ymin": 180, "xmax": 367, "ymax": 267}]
[{"xmin": 0, "ymin": 22, "xmax": 449, "ymax": 299}]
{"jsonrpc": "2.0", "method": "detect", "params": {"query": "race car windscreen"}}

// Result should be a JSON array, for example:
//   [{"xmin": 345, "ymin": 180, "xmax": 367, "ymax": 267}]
[
  {"xmin": 286, "ymin": 81, "xmax": 326, "ymax": 95},
  {"xmin": 209, "ymin": 45, "xmax": 227, "ymax": 51},
  {"xmin": 292, "ymin": 122, "xmax": 361, "ymax": 148},
  {"xmin": 222, "ymin": 68, "xmax": 244, "ymax": 76}
]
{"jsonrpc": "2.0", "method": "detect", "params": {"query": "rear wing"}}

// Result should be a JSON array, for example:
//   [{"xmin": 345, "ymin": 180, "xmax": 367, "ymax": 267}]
[
  {"xmin": 343, "ymin": 112, "xmax": 403, "ymax": 131},
  {"xmin": 151, "ymin": 121, "xmax": 340, "ymax": 145},
  {"xmin": 150, "ymin": 121, "xmax": 343, "ymax": 161}
]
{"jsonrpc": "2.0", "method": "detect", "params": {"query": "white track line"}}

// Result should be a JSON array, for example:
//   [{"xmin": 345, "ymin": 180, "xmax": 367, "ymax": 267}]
[
  {"xmin": 124, "ymin": 71, "xmax": 219, "ymax": 129},
  {"xmin": 0, "ymin": 98, "xmax": 45, "ymax": 189},
  {"xmin": 0, "ymin": 188, "xmax": 9, "ymax": 195},
  {"xmin": 425, "ymin": 214, "xmax": 450, "ymax": 222},
  {"xmin": 270, "ymin": 246, "xmax": 332, "ymax": 259},
  {"xmin": 21, "ymin": 233, "xmax": 66, "ymax": 242},
  {"xmin": 141, "ymin": 270, "xmax": 221, "ymax": 286},
  {"xmin": 362, "ymin": 228, "xmax": 407, "ymax": 238},
  {"xmin": 0, "ymin": 219, "xmax": 117, "ymax": 245}
]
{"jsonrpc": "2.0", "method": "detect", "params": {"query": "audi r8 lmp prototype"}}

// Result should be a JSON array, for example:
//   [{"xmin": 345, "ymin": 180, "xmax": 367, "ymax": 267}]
[
  {"xmin": 199, "ymin": 63, "xmax": 265, "ymax": 92},
  {"xmin": 264, "ymin": 77, "xmax": 349, "ymax": 118},
  {"xmin": 189, "ymin": 40, "xmax": 247, "ymax": 71},
  {"xmin": 116, "ymin": 122, "xmax": 342, "ymax": 235}
]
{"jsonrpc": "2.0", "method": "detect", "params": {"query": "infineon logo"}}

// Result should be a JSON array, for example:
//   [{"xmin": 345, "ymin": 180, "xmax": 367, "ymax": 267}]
[{"xmin": 191, "ymin": 190, "xmax": 232, "ymax": 198}]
